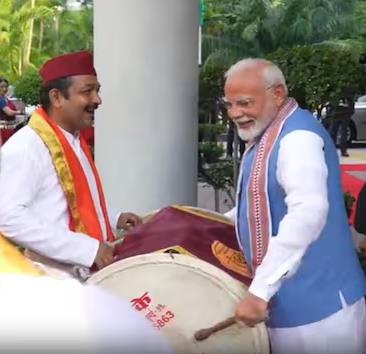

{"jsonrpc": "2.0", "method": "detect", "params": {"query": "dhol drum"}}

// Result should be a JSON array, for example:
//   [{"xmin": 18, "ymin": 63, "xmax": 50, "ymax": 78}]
[{"xmin": 87, "ymin": 205, "xmax": 270, "ymax": 354}]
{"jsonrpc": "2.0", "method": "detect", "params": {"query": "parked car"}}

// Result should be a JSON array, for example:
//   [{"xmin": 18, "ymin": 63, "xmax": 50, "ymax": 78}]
[{"xmin": 320, "ymin": 96, "xmax": 366, "ymax": 144}]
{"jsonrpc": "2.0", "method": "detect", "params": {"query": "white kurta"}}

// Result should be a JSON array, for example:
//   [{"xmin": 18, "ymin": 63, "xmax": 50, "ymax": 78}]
[
  {"xmin": 0, "ymin": 274, "xmax": 174, "ymax": 354},
  {"xmin": 0, "ymin": 126, "xmax": 120, "ymax": 267},
  {"xmin": 225, "ymin": 130, "xmax": 366, "ymax": 354}
]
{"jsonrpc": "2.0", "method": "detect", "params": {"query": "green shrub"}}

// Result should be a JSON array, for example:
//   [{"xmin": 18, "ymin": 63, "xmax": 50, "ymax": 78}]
[
  {"xmin": 14, "ymin": 70, "xmax": 42, "ymax": 105},
  {"xmin": 268, "ymin": 44, "xmax": 366, "ymax": 109},
  {"xmin": 199, "ymin": 123, "xmax": 226, "ymax": 141},
  {"xmin": 199, "ymin": 142, "xmax": 225, "ymax": 164}
]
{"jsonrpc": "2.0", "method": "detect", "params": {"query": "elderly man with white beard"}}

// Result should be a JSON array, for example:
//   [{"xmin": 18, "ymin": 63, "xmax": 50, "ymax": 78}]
[{"xmin": 223, "ymin": 58, "xmax": 366, "ymax": 354}]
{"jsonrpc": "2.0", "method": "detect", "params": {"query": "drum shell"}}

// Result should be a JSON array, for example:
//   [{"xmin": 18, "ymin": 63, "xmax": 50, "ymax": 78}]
[{"xmin": 87, "ymin": 253, "xmax": 269, "ymax": 354}]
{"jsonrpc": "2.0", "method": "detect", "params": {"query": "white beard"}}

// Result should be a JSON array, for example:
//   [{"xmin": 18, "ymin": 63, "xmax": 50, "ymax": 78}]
[
  {"xmin": 236, "ymin": 122, "xmax": 265, "ymax": 142},
  {"xmin": 235, "ymin": 115, "xmax": 273, "ymax": 142}
]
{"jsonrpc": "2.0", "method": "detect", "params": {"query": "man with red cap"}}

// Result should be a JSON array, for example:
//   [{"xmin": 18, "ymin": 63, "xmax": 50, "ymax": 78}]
[
  {"xmin": 0, "ymin": 51, "xmax": 141, "ymax": 272},
  {"xmin": 0, "ymin": 130, "xmax": 174, "ymax": 354}
]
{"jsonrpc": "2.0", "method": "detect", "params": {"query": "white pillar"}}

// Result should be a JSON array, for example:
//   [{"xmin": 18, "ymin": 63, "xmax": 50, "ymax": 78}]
[{"xmin": 94, "ymin": 0, "xmax": 199, "ymax": 214}]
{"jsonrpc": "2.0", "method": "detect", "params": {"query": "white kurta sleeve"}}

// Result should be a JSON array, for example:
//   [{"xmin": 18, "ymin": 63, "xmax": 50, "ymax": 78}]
[
  {"xmin": 249, "ymin": 130, "xmax": 329, "ymax": 301},
  {"xmin": 0, "ymin": 141, "xmax": 99, "ymax": 267},
  {"xmin": 224, "ymin": 206, "xmax": 237, "ymax": 222}
]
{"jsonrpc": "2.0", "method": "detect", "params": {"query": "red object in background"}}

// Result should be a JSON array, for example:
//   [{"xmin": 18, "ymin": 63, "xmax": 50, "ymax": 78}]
[
  {"xmin": 340, "ymin": 164, "xmax": 366, "ymax": 224},
  {"xmin": 80, "ymin": 126, "xmax": 94, "ymax": 149},
  {"xmin": 6, "ymin": 100, "xmax": 17, "ymax": 111},
  {"xmin": 0, "ymin": 127, "xmax": 15, "ymax": 145}
]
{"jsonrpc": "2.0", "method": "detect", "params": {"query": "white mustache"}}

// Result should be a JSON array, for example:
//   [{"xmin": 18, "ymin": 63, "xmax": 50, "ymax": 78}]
[{"xmin": 235, "ymin": 117, "xmax": 254, "ymax": 124}]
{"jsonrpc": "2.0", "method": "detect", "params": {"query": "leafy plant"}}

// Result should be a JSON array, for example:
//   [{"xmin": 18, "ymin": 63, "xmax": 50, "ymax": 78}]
[
  {"xmin": 268, "ymin": 44, "xmax": 366, "ymax": 109},
  {"xmin": 202, "ymin": 0, "xmax": 359, "ymax": 57},
  {"xmin": 199, "ymin": 159, "xmax": 235, "ymax": 207},
  {"xmin": 0, "ymin": 0, "xmax": 93, "ymax": 80},
  {"xmin": 14, "ymin": 69, "xmax": 41, "ymax": 105},
  {"xmin": 199, "ymin": 123, "xmax": 226, "ymax": 142},
  {"xmin": 199, "ymin": 142, "xmax": 225, "ymax": 164},
  {"xmin": 199, "ymin": 63, "xmax": 227, "ymax": 124}
]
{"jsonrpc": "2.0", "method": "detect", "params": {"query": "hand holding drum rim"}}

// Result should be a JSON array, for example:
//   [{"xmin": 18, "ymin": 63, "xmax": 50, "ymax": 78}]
[
  {"xmin": 94, "ymin": 242, "xmax": 114, "ymax": 270},
  {"xmin": 117, "ymin": 212, "xmax": 143, "ymax": 231}
]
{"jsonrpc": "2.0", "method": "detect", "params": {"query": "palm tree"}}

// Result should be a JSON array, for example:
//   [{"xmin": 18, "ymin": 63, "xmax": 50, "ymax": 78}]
[
  {"xmin": 58, "ymin": 6, "xmax": 93, "ymax": 52},
  {"xmin": 277, "ymin": 0, "xmax": 357, "ymax": 48},
  {"xmin": 202, "ymin": 0, "xmax": 358, "ymax": 59},
  {"xmin": 0, "ymin": 0, "xmax": 54, "ymax": 78}
]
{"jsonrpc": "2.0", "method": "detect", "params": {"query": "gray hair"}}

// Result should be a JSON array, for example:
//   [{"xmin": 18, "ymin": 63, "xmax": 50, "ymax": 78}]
[{"xmin": 225, "ymin": 58, "xmax": 288, "ymax": 95}]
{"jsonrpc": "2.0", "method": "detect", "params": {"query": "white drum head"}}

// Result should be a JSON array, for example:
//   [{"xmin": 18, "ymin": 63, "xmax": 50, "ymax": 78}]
[{"xmin": 87, "ymin": 254, "xmax": 269, "ymax": 354}]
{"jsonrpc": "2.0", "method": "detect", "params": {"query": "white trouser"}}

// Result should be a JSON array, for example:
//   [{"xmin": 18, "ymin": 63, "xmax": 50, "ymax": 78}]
[{"xmin": 269, "ymin": 296, "xmax": 366, "ymax": 354}]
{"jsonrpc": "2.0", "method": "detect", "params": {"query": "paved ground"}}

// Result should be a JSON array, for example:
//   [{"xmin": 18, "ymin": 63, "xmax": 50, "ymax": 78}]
[
  {"xmin": 198, "ymin": 143, "xmax": 366, "ymax": 213},
  {"xmin": 197, "ymin": 183, "xmax": 234, "ymax": 214},
  {"xmin": 340, "ymin": 143, "xmax": 366, "ymax": 182}
]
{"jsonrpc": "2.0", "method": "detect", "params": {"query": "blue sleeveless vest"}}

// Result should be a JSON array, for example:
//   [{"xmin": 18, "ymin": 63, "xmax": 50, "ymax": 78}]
[{"xmin": 236, "ymin": 107, "xmax": 366, "ymax": 328}]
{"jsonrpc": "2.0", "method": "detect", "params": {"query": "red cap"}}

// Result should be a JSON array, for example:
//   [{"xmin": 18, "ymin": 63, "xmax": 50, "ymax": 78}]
[{"xmin": 39, "ymin": 51, "xmax": 97, "ymax": 85}]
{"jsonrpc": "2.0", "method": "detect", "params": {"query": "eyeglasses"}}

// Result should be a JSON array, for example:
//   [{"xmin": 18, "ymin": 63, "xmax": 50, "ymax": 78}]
[
  {"xmin": 221, "ymin": 84, "xmax": 277, "ymax": 111},
  {"xmin": 220, "ymin": 97, "xmax": 254, "ymax": 110}
]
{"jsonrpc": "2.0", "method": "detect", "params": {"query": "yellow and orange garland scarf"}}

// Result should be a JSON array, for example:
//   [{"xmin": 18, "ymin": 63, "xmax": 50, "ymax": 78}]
[{"xmin": 29, "ymin": 107, "xmax": 115, "ymax": 243}]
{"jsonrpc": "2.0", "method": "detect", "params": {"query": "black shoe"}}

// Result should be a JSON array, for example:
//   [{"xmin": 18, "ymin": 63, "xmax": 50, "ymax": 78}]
[{"xmin": 341, "ymin": 152, "xmax": 350, "ymax": 157}]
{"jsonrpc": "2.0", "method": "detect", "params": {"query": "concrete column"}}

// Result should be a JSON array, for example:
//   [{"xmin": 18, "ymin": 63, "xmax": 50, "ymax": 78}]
[{"xmin": 94, "ymin": 0, "xmax": 199, "ymax": 214}]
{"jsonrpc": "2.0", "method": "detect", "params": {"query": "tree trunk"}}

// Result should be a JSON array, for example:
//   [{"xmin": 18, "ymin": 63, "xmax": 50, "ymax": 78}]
[
  {"xmin": 23, "ymin": 0, "xmax": 36, "ymax": 69},
  {"xmin": 214, "ymin": 188, "xmax": 220, "ymax": 212},
  {"xmin": 224, "ymin": 187, "xmax": 235, "ymax": 206},
  {"xmin": 54, "ymin": 15, "xmax": 60, "ymax": 54},
  {"xmin": 18, "ymin": 49, "xmax": 23, "ymax": 76},
  {"xmin": 38, "ymin": 20, "xmax": 44, "ymax": 51}
]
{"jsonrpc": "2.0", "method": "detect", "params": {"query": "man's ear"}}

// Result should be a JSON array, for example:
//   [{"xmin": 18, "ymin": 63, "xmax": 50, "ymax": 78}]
[
  {"xmin": 49, "ymin": 89, "xmax": 64, "ymax": 109},
  {"xmin": 272, "ymin": 84, "xmax": 287, "ymax": 107}
]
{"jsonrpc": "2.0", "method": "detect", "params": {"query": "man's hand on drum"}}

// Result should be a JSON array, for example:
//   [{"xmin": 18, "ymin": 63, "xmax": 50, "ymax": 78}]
[
  {"xmin": 235, "ymin": 293, "xmax": 268, "ymax": 327},
  {"xmin": 117, "ymin": 212, "xmax": 142, "ymax": 231},
  {"xmin": 94, "ymin": 243, "xmax": 114, "ymax": 270}
]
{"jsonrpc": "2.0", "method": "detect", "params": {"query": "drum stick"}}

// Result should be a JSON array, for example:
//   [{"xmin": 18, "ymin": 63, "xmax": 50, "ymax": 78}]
[{"xmin": 194, "ymin": 316, "xmax": 236, "ymax": 341}]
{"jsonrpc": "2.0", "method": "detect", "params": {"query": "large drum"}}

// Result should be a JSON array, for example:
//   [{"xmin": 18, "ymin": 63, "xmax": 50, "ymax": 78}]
[{"xmin": 87, "ymin": 205, "xmax": 270, "ymax": 354}]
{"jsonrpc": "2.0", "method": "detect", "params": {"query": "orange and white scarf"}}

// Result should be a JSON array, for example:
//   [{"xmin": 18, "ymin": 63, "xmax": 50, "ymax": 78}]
[
  {"xmin": 247, "ymin": 98, "xmax": 298, "ymax": 270},
  {"xmin": 29, "ymin": 107, "xmax": 115, "ymax": 242}
]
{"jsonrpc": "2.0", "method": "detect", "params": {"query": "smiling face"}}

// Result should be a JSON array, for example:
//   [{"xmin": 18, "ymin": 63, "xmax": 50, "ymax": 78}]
[
  {"xmin": 223, "ymin": 66, "xmax": 285, "ymax": 142},
  {"xmin": 49, "ymin": 75, "xmax": 101, "ymax": 133}
]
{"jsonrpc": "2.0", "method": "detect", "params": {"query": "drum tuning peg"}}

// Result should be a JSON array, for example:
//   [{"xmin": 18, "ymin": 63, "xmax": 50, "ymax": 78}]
[
  {"xmin": 71, "ymin": 266, "xmax": 91, "ymax": 282},
  {"xmin": 168, "ymin": 250, "xmax": 175, "ymax": 259},
  {"xmin": 164, "ymin": 249, "xmax": 180, "ymax": 259}
]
